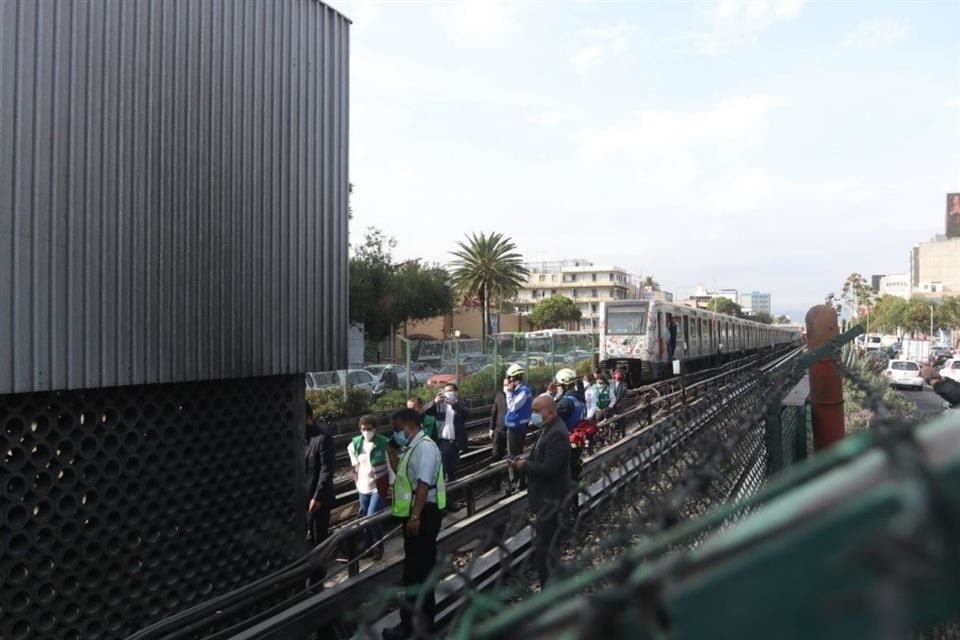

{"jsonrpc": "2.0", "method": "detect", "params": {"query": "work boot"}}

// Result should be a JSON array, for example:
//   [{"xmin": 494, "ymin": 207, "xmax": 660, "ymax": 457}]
[{"xmin": 371, "ymin": 544, "xmax": 384, "ymax": 561}]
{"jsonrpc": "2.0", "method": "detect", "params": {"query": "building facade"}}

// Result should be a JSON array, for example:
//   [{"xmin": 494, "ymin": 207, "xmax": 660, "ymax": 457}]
[
  {"xmin": 739, "ymin": 292, "xmax": 772, "ymax": 316},
  {"xmin": 910, "ymin": 237, "xmax": 960, "ymax": 295},
  {"xmin": 513, "ymin": 260, "xmax": 641, "ymax": 331},
  {"xmin": 878, "ymin": 273, "xmax": 911, "ymax": 299}
]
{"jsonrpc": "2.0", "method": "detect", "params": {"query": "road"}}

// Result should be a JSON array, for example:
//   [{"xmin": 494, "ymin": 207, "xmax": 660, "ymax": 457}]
[{"xmin": 897, "ymin": 386, "xmax": 949, "ymax": 420}]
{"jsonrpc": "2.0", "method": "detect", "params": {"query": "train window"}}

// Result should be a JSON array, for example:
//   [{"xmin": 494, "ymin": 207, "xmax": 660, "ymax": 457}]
[
  {"xmin": 606, "ymin": 309, "xmax": 647, "ymax": 335},
  {"xmin": 682, "ymin": 316, "xmax": 690, "ymax": 352}
]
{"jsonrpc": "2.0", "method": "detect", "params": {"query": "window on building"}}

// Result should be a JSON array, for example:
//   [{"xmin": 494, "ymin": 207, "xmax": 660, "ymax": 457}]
[
  {"xmin": 538, "ymin": 275, "xmax": 545, "ymax": 282},
  {"xmin": 551, "ymin": 289, "xmax": 557, "ymax": 295},
  {"xmin": 572, "ymin": 289, "xmax": 579, "ymax": 298},
  {"xmin": 592, "ymin": 273, "xmax": 597, "ymax": 282},
  {"xmin": 592, "ymin": 288, "xmax": 598, "ymax": 297},
  {"xmin": 591, "ymin": 303, "xmax": 598, "ymax": 313},
  {"xmin": 609, "ymin": 273, "xmax": 614, "ymax": 281}
]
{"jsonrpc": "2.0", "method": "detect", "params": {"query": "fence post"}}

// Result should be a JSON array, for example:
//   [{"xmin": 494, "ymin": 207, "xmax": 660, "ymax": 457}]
[
  {"xmin": 492, "ymin": 337, "xmax": 499, "ymax": 395},
  {"xmin": 806, "ymin": 305, "xmax": 845, "ymax": 451}
]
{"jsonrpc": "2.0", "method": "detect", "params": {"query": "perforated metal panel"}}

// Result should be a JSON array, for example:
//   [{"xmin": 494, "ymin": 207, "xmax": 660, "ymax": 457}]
[{"xmin": 0, "ymin": 375, "xmax": 306, "ymax": 640}]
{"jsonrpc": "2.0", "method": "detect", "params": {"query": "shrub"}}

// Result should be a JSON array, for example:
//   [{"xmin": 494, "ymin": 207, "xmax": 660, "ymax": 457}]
[
  {"xmin": 369, "ymin": 387, "xmax": 435, "ymax": 412},
  {"xmin": 306, "ymin": 387, "xmax": 372, "ymax": 422}
]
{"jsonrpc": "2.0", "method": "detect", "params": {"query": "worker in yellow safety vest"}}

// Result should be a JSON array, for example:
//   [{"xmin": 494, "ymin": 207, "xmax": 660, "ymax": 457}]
[{"xmin": 384, "ymin": 408, "xmax": 445, "ymax": 640}]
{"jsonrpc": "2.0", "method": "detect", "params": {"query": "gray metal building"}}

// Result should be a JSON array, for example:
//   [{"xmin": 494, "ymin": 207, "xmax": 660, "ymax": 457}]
[{"xmin": 0, "ymin": 0, "xmax": 350, "ymax": 395}]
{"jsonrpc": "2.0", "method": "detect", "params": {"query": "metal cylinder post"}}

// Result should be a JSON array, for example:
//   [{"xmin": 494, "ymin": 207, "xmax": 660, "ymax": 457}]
[{"xmin": 806, "ymin": 304, "xmax": 845, "ymax": 451}]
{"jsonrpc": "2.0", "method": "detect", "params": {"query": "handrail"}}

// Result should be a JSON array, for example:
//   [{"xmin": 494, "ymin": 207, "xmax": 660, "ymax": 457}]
[{"xmin": 127, "ymin": 348, "xmax": 796, "ymax": 640}]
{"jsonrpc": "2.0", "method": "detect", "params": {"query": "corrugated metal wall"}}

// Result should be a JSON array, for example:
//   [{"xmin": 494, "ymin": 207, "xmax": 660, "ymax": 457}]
[{"xmin": 0, "ymin": 0, "xmax": 350, "ymax": 394}]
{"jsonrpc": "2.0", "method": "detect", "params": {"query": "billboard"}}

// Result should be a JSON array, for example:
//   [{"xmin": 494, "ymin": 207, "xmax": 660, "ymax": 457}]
[{"xmin": 947, "ymin": 193, "xmax": 960, "ymax": 238}]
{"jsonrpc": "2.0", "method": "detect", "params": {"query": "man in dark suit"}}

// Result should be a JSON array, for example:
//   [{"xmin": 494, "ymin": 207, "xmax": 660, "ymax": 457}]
[
  {"xmin": 305, "ymin": 401, "xmax": 335, "ymax": 585},
  {"xmin": 424, "ymin": 383, "xmax": 470, "ymax": 482},
  {"xmin": 510, "ymin": 394, "xmax": 571, "ymax": 586}
]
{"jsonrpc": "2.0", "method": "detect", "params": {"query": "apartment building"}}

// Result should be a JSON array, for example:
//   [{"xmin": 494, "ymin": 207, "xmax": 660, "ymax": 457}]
[{"xmin": 512, "ymin": 260, "xmax": 640, "ymax": 331}]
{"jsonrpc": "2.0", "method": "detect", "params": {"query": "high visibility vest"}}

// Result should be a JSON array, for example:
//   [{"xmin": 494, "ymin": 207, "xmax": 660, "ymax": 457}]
[
  {"xmin": 596, "ymin": 385, "xmax": 611, "ymax": 410},
  {"xmin": 392, "ymin": 437, "xmax": 446, "ymax": 517}
]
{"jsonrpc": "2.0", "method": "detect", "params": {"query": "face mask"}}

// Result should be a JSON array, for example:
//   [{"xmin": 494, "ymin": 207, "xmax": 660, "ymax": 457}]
[
  {"xmin": 503, "ymin": 386, "xmax": 511, "ymax": 394},
  {"xmin": 362, "ymin": 430, "xmax": 376, "ymax": 442},
  {"xmin": 393, "ymin": 430, "xmax": 408, "ymax": 447},
  {"xmin": 444, "ymin": 391, "xmax": 457, "ymax": 402},
  {"xmin": 530, "ymin": 413, "xmax": 544, "ymax": 427}
]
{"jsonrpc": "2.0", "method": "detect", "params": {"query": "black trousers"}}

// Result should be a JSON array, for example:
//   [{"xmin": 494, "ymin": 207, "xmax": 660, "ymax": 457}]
[
  {"xmin": 400, "ymin": 503, "xmax": 442, "ymax": 633},
  {"xmin": 533, "ymin": 507, "xmax": 561, "ymax": 587},
  {"xmin": 506, "ymin": 429, "xmax": 526, "ymax": 487},
  {"xmin": 307, "ymin": 504, "xmax": 331, "ymax": 584},
  {"xmin": 491, "ymin": 429, "xmax": 507, "ymax": 461},
  {"xmin": 438, "ymin": 439, "xmax": 459, "ymax": 482}
]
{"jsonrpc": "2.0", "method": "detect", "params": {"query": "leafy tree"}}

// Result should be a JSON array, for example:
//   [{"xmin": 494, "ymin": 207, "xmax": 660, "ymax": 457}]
[
  {"xmin": 449, "ymin": 232, "xmax": 530, "ymax": 348},
  {"xmin": 752, "ymin": 311, "xmax": 774, "ymax": 325},
  {"xmin": 841, "ymin": 273, "xmax": 874, "ymax": 318},
  {"xmin": 936, "ymin": 296, "xmax": 960, "ymax": 329},
  {"xmin": 775, "ymin": 315, "xmax": 791, "ymax": 324},
  {"xmin": 641, "ymin": 275, "xmax": 660, "ymax": 292},
  {"xmin": 824, "ymin": 292, "xmax": 842, "ymax": 316},
  {"xmin": 528, "ymin": 296, "xmax": 582, "ymax": 329},
  {"xmin": 706, "ymin": 297, "xmax": 744, "ymax": 318},
  {"xmin": 349, "ymin": 227, "xmax": 455, "ymax": 343}
]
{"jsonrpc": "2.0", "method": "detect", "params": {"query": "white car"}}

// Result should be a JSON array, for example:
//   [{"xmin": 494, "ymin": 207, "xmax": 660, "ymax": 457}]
[
  {"xmin": 940, "ymin": 359, "xmax": 960, "ymax": 382},
  {"xmin": 306, "ymin": 369, "xmax": 378, "ymax": 392},
  {"xmin": 884, "ymin": 360, "xmax": 924, "ymax": 390}
]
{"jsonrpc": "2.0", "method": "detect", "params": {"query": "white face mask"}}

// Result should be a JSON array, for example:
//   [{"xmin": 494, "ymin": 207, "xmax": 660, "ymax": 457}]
[
  {"xmin": 362, "ymin": 430, "xmax": 376, "ymax": 442},
  {"xmin": 444, "ymin": 391, "xmax": 457, "ymax": 402}
]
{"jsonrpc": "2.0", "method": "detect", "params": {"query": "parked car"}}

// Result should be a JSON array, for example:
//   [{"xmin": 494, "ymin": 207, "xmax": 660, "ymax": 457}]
[
  {"xmin": 426, "ymin": 364, "xmax": 475, "ymax": 387},
  {"xmin": 883, "ymin": 360, "xmax": 924, "ymax": 390},
  {"xmin": 306, "ymin": 369, "xmax": 378, "ymax": 393},
  {"xmin": 929, "ymin": 347, "xmax": 952, "ymax": 368},
  {"xmin": 940, "ymin": 359, "xmax": 960, "ymax": 382}
]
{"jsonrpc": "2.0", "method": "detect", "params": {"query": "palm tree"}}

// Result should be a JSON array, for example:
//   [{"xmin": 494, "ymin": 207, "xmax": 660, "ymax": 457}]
[
  {"xmin": 449, "ymin": 232, "xmax": 529, "ymax": 349},
  {"xmin": 642, "ymin": 275, "xmax": 660, "ymax": 293}
]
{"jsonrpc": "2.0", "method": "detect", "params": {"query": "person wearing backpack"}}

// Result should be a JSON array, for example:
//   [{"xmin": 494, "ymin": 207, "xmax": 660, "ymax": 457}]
[{"xmin": 348, "ymin": 415, "xmax": 393, "ymax": 561}]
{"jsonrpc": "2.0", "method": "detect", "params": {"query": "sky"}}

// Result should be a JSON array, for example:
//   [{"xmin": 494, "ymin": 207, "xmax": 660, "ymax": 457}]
[{"xmin": 327, "ymin": 0, "xmax": 960, "ymax": 321}]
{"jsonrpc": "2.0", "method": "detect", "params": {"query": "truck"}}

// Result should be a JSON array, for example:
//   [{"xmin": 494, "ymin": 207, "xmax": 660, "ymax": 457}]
[{"xmin": 899, "ymin": 339, "xmax": 930, "ymax": 364}]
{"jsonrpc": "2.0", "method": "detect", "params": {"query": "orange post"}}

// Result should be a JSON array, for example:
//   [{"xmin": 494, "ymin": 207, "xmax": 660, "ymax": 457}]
[{"xmin": 805, "ymin": 305, "xmax": 845, "ymax": 450}]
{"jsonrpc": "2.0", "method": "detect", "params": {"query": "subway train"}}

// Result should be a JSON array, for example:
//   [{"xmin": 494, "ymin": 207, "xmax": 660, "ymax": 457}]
[{"xmin": 599, "ymin": 300, "xmax": 801, "ymax": 386}]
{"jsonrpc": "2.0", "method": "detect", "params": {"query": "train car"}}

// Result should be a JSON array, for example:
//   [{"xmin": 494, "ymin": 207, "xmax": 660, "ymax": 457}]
[{"xmin": 599, "ymin": 300, "xmax": 799, "ymax": 386}]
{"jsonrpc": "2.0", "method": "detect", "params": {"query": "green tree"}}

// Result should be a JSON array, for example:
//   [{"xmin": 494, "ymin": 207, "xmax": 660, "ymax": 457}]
[
  {"xmin": 528, "ymin": 296, "xmax": 582, "ymax": 329},
  {"xmin": 349, "ymin": 228, "xmax": 455, "ymax": 343},
  {"xmin": 641, "ymin": 275, "xmax": 660, "ymax": 292},
  {"xmin": 449, "ymin": 232, "xmax": 530, "ymax": 348},
  {"xmin": 841, "ymin": 273, "xmax": 874, "ymax": 318},
  {"xmin": 824, "ymin": 292, "xmax": 842, "ymax": 316},
  {"xmin": 936, "ymin": 296, "xmax": 960, "ymax": 329},
  {"xmin": 752, "ymin": 311, "xmax": 774, "ymax": 325},
  {"xmin": 775, "ymin": 314, "xmax": 791, "ymax": 324},
  {"xmin": 707, "ymin": 297, "xmax": 744, "ymax": 318}
]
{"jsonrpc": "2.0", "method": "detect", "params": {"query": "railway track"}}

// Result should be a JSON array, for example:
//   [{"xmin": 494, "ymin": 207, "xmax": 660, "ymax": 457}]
[{"xmin": 131, "ymin": 347, "xmax": 798, "ymax": 640}]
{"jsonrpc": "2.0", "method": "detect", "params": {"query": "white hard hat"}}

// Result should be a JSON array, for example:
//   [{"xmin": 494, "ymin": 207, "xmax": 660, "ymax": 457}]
[
  {"xmin": 555, "ymin": 368, "xmax": 577, "ymax": 386},
  {"xmin": 506, "ymin": 364, "xmax": 524, "ymax": 378}
]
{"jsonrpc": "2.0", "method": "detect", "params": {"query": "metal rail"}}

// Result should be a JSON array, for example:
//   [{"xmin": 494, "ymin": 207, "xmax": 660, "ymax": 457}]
[
  {"xmin": 226, "ymin": 348, "xmax": 801, "ymax": 639},
  {"xmin": 127, "ymin": 348, "xmax": 796, "ymax": 640}
]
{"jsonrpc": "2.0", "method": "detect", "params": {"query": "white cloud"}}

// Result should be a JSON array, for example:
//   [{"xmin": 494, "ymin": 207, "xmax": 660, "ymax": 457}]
[
  {"xmin": 570, "ymin": 24, "xmax": 634, "ymax": 73},
  {"xmin": 842, "ymin": 17, "xmax": 912, "ymax": 50},
  {"xmin": 948, "ymin": 96, "xmax": 960, "ymax": 108},
  {"xmin": 528, "ymin": 107, "xmax": 582, "ymax": 127},
  {"xmin": 430, "ymin": 0, "xmax": 524, "ymax": 49},
  {"xmin": 577, "ymin": 95, "xmax": 787, "ymax": 163},
  {"xmin": 695, "ymin": 0, "xmax": 805, "ymax": 55}
]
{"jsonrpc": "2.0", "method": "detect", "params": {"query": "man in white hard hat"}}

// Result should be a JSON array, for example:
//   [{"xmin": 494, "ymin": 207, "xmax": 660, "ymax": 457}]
[{"xmin": 502, "ymin": 363, "xmax": 533, "ymax": 492}]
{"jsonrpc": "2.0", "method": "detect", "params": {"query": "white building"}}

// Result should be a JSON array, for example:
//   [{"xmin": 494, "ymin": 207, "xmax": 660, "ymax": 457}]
[
  {"xmin": 878, "ymin": 273, "xmax": 911, "ymax": 299},
  {"xmin": 512, "ymin": 260, "xmax": 644, "ymax": 332},
  {"xmin": 739, "ymin": 291, "xmax": 772, "ymax": 316}
]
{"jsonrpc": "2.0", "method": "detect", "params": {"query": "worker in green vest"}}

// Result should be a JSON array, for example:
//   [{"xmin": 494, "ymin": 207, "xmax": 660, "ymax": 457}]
[
  {"xmin": 384, "ymin": 408, "xmax": 445, "ymax": 640},
  {"xmin": 406, "ymin": 396, "xmax": 437, "ymax": 441}
]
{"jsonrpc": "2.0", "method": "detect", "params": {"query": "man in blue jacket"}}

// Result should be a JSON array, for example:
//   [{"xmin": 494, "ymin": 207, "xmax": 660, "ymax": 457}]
[{"xmin": 503, "ymin": 364, "xmax": 533, "ymax": 492}]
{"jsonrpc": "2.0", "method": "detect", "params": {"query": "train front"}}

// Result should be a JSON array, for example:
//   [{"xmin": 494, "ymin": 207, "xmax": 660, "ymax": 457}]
[{"xmin": 599, "ymin": 301, "xmax": 654, "ymax": 387}]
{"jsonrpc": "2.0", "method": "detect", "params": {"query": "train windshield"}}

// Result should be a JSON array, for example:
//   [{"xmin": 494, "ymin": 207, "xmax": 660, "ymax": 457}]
[{"xmin": 606, "ymin": 307, "xmax": 648, "ymax": 335}]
